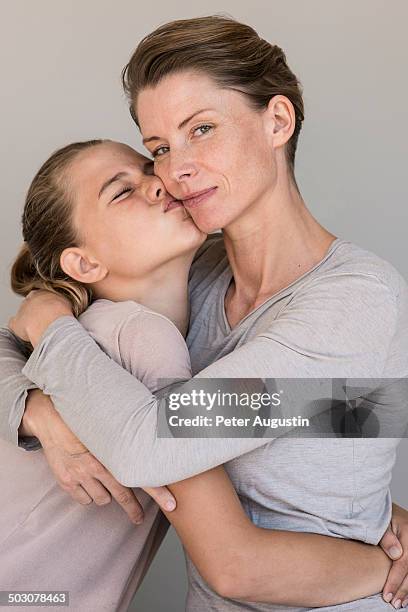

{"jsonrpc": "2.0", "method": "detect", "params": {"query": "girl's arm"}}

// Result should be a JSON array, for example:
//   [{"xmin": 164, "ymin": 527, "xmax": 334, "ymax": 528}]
[{"xmin": 161, "ymin": 466, "xmax": 391, "ymax": 607}]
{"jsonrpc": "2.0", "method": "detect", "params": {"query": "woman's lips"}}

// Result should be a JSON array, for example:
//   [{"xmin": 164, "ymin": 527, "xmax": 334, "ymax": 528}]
[{"xmin": 182, "ymin": 187, "xmax": 217, "ymax": 209}]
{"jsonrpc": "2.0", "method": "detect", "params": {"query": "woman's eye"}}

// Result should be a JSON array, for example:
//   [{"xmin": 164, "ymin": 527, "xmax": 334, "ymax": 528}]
[
  {"xmin": 193, "ymin": 124, "xmax": 213, "ymax": 136},
  {"xmin": 152, "ymin": 146, "xmax": 169, "ymax": 158},
  {"xmin": 112, "ymin": 186, "xmax": 133, "ymax": 201}
]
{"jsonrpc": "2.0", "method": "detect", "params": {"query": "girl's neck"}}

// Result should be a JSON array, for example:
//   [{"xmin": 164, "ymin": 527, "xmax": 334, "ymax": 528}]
[
  {"xmin": 93, "ymin": 257, "xmax": 193, "ymax": 337},
  {"xmin": 223, "ymin": 174, "xmax": 335, "ymax": 326}
]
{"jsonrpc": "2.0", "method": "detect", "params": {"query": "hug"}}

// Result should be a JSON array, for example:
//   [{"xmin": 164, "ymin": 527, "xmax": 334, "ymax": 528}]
[{"xmin": 1, "ymin": 15, "xmax": 408, "ymax": 612}]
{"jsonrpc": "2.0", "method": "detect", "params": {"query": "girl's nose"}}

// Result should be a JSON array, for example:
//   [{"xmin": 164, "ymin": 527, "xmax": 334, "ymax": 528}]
[{"xmin": 145, "ymin": 177, "xmax": 167, "ymax": 204}]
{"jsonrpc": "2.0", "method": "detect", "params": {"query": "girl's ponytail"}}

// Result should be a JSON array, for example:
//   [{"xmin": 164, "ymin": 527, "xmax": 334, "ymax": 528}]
[
  {"xmin": 10, "ymin": 242, "xmax": 92, "ymax": 318},
  {"xmin": 10, "ymin": 140, "xmax": 105, "ymax": 318},
  {"xmin": 10, "ymin": 242, "xmax": 39, "ymax": 297}
]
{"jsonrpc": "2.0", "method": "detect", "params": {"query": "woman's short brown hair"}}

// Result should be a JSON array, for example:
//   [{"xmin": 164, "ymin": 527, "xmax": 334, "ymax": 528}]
[{"xmin": 122, "ymin": 15, "xmax": 304, "ymax": 176}]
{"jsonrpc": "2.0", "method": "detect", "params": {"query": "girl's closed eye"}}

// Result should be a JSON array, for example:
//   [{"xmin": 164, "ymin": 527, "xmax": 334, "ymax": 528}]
[{"xmin": 112, "ymin": 186, "xmax": 134, "ymax": 202}]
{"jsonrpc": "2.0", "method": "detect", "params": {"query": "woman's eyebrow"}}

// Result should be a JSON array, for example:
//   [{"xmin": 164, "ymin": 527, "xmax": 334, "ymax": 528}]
[
  {"xmin": 142, "ymin": 108, "xmax": 214, "ymax": 145},
  {"xmin": 98, "ymin": 172, "xmax": 129, "ymax": 198}
]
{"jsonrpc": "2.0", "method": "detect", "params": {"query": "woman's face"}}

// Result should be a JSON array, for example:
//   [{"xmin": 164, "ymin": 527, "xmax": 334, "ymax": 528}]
[
  {"xmin": 69, "ymin": 141, "xmax": 205, "ymax": 280},
  {"xmin": 137, "ymin": 71, "xmax": 281, "ymax": 234}
]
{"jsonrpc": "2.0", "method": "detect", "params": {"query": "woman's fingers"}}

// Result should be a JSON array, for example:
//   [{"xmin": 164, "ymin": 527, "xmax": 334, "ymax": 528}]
[
  {"xmin": 143, "ymin": 486, "xmax": 177, "ymax": 512},
  {"xmin": 33, "ymin": 399, "xmax": 145, "ymax": 522},
  {"xmin": 96, "ymin": 468, "xmax": 145, "ymax": 524},
  {"xmin": 43, "ymin": 442, "xmax": 144, "ymax": 523},
  {"xmin": 59, "ymin": 482, "xmax": 93, "ymax": 505},
  {"xmin": 79, "ymin": 477, "xmax": 112, "ymax": 506}
]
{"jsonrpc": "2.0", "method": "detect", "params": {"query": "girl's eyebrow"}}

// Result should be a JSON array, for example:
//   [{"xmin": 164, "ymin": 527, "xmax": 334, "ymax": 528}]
[{"xmin": 98, "ymin": 172, "xmax": 129, "ymax": 199}]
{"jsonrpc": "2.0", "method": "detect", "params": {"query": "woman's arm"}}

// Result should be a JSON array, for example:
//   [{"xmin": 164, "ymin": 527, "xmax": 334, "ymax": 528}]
[
  {"xmin": 0, "ymin": 321, "xmax": 164, "ymax": 520},
  {"xmin": 161, "ymin": 466, "xmax": 391, "ymax": 607},
  {"xmin": 15, "ymin": 295, "xmax": 395, "ymax": 607},
  {"xmin": 17, "ymin": 272, "xmax": 402, "ymax": 487},
  {"xmin": 0, "ymin": 327, "xmax": 38, "ymax": 446},
  {"xmin": 11, "ymin": 288, "xmax": 408, "ymax": 605}
]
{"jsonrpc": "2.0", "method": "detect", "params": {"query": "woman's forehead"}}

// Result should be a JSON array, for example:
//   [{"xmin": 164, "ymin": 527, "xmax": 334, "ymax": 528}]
[{"xmin": 137, "ymin": 72, "xmax": 219, "ymax": 126}]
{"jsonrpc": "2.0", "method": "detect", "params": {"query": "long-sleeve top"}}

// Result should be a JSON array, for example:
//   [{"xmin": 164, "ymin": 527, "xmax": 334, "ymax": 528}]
[
  {"xmin": 1, "ymin": 236, "xmax": 408, "ymax": 611},
  {"xmin": 0, "ymin": 299, "xmax": 192, "ymax": 611}
]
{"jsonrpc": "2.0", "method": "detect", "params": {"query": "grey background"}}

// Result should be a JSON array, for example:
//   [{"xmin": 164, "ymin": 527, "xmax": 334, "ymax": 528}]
[{"xmin": 0, "ymin": 1, "xmax": 407, "ymax": 610}]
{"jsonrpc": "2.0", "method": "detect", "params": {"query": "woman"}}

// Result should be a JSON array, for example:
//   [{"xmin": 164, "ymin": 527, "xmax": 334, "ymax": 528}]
[
  {"xmin": 4, "ymin": 15, "xmax": 408, "ymax": 611},
  {"xmin": 1, "ymin": 138, "xmax": 397, "ymax": 612}
]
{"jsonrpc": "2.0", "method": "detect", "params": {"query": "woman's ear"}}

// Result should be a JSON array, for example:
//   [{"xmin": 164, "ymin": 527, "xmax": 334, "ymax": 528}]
[
  {"xmin": 263, "ymin": 94, "xmax": 295, "ymax": 148},
  {"xmin": 60, "ymin": 248, "xmax": 108, "ymax": 284}
]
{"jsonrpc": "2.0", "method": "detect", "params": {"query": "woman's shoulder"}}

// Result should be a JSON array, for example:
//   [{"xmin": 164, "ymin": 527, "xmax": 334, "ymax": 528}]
[{"xmin": 309, "ymin": 238, "xmax": 407, "ymax": 301}]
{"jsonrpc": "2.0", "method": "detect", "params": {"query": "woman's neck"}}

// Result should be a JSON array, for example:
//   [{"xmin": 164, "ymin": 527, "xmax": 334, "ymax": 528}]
[
  {"xmin": 92, "ymin": 258, "xmax": 193, "ymax": 337},
  {"xmin": 223, "ymin": 174, "xmax": 336, "ymax": 327}
]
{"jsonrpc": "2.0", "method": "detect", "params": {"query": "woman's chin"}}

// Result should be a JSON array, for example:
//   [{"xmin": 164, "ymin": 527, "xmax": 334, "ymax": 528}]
[
  {"xmin": 189, "ymin": 215, "xmax": 222, "ymax": 235},
  {"xmin": 185, "ymin": 204, "xmax": 230, "ymax": 234}
]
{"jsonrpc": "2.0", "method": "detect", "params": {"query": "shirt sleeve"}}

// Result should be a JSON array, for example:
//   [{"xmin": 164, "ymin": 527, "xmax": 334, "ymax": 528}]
[
  {"xmin": 0, "ymin": 327, "xmax": 39, "ymax": 448},
  {"xmin": 116, "ymin": 311, "xmax": 192, "ymax": 391},
  {"xmin": 22, "ymin": 272, "xmax": 399, "ymax": 487}
]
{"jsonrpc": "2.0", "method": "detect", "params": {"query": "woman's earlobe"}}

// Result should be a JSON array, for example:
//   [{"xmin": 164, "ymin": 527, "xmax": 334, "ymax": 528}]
[{"xmin": 266, "ymin": 95, "xmax": 295, "ymax": 144}]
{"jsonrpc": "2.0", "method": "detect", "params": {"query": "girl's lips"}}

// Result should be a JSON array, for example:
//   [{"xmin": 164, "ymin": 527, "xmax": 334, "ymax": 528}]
[
  {"xmin": 165, "ymin": 201, "xmax": 184, "ymax": 212},
  {"xmin": 182, "ymin": 187, "xmax": 217, "ymax": 209}
]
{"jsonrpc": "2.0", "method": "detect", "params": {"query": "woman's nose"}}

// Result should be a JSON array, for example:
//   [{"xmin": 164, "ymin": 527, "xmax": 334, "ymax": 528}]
[{"xmin": 171, "ymin": 162, "xmax": 197, "ymax": 183}]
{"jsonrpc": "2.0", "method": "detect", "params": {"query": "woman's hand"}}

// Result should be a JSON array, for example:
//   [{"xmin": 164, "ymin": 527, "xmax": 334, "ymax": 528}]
[
  {"xmin": 8, "ymin": 289, "xmax": 73, "ymax": 346},
  {"xmin": 22, "ymin": 389, "xmax": 177, "ymax": 520},
  {"xmin": 380, "ymin": 503, "xmax": 408, "ymax": 608}
]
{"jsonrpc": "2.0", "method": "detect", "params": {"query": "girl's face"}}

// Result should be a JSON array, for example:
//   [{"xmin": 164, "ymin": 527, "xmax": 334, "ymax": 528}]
[
  {"xmin": 137, "ymin": 71, "xmax": 286, "ymax": 234},
  {"xmin": 69, "ymin": 141, "xmax": 205, "ymax": 280}
]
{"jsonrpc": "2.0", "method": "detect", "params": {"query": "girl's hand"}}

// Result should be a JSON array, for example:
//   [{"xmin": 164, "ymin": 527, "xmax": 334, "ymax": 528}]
[
  {"xmin": 380, "ymin": 503, "xmax": 408, "ymax": 608},
  {"xmin": 22, "ymin": 389, "xmax": 177, "ymax": 520},
  {"xmin": 8, "ymin": 289, "xmax": 73, "ymax": 346}
]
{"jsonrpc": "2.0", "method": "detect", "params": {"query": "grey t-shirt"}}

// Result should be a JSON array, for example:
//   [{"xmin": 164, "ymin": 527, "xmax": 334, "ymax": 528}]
[{"xmin": 2, "ymin": 236, "xmax": 408, "ymax": 611}]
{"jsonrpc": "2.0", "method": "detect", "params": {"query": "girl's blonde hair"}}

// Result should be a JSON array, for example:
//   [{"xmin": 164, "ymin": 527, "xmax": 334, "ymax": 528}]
[{"xmin": 11, "ymin": 140, "xmax": 106, "ymax": 318}]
